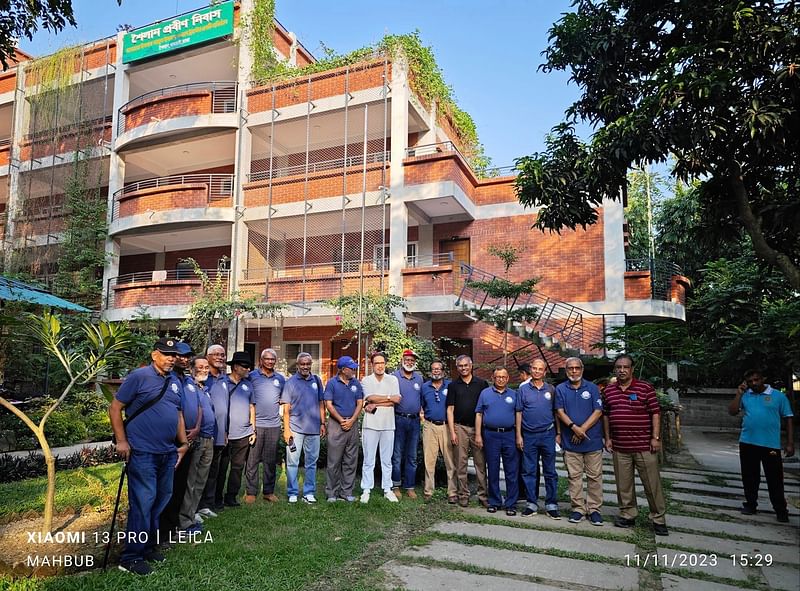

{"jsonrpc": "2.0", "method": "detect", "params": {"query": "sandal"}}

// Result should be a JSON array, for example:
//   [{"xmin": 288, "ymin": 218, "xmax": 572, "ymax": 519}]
[
  {"xmin": 487, "ymin": 506, "xmax": 497, "ymax": 513},
  {"xmin": 506, "ymin": 508, "xmax": 517, "ymax": 516}
]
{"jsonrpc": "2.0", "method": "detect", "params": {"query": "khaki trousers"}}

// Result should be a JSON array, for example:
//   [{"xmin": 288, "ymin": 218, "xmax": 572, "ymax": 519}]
[
  {"xmin": 613, "ymin": 450, "xmax": 667, "ymax": 524},
  {"xmin": 453, "ymin": 424, "xmax": 487, "ymax": 502},
  {"xmin": 422, "ymin": 421, "xmax": 456, "ymax": 497},
  {"xmin": 564, "ymin": 450, "xmax": 603, "ymax": 515}
]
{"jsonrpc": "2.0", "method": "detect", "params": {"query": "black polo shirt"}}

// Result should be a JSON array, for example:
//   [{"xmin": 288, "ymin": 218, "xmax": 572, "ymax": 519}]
[{"xmin": 446, "ymin": 375, "xmax": 489, "ymax": 427}]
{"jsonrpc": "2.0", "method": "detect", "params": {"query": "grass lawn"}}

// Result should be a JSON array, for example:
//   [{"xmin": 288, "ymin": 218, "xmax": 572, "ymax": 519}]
[{"xmin": 0, "ymin": 463, "xmax": 456, "ymax": 591}]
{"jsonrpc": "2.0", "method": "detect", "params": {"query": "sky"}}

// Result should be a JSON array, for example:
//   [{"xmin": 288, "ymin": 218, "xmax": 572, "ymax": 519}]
[{"xmin": 18, "ymin": 0, "xmax": 581, "ymax": 168}]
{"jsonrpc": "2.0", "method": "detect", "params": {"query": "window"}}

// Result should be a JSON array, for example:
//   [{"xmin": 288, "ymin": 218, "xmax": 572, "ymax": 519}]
[
  {"xmin": 284, "ymin": 342, "xmax": 322, "ymax": 375},
  {"xmin": 374, "ymin": 242, "xmax": 417, "ymax": 269}
]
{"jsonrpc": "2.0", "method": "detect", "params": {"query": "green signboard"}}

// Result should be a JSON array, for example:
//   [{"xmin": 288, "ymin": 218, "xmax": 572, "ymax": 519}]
[{"xmin": 122, "ymin": 2, "xmax": 235, "ymax": 64}]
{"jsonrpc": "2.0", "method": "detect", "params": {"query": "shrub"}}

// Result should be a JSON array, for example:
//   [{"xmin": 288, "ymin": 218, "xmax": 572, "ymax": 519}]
[{"xmin": 0, "ymin": 445, "xmax": 121, "ymax": 483}]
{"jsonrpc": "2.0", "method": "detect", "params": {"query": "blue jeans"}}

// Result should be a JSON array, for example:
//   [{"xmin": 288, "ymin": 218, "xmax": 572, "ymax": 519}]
[
  {"xmin": 121, "ymin": 449, "xmax": 176, "ymax": 563},
  {"xmin": 391, "ymin": 415, "xmax": 420, "ymax": 489},
  {"xmin": 522, "ymin": 429, "xmax": 558, "ymax": 510},
  {"xmin": 285, "ymin": 433, "xmax": 320, "ymax": 497},
  {"xmin": 483, "ymin": 429, "xmax": 519, "ymax": 509}
]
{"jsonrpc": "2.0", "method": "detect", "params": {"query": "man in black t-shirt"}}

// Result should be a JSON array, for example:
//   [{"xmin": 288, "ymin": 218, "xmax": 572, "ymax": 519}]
[{"xmin": 446, "ymin": 355, "xmax": 489, "ymax": 507}]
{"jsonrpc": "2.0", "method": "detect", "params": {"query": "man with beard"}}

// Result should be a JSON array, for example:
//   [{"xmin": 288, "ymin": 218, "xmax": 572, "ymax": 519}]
[
  {"xmin": 391, "ymin": 350, "xmax": 424, "ymax": 499},
  {"xmin": 420, "ymin": 359, "xmax": 456, "ymax": 501}
]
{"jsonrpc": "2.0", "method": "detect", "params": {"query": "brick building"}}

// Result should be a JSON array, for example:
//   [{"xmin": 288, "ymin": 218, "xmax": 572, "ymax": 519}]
[{"xmin": 0, "ymin": 1, "xmax": 688, "ymax": 380}]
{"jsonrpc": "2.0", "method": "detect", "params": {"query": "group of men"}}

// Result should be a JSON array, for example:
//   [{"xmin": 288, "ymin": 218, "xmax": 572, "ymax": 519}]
[{"xmin": 109, "ymin": 339, "xmax": 795, "ymax": 576}]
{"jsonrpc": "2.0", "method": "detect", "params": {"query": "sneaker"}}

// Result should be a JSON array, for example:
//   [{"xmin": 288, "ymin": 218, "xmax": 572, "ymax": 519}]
[
  {"xmin": 144, "ymin": 549, "xmax": 165, "ymax": 563},
  {"xmin": 615, "ymin": 516, "xmax": 636, "ymax": 528},
  {"xmin": 384, "ymin": 490, "xmax": 399, "ymax": 503},
  {"xmin": 288, "ymin": 495, "xmax": 298, "ymax": 503},
  {"xmin": 194, "ymin": 513, "xmax": 204, "ymax": 524},
  {"xmin": 119, "ymin": 560, "xmax": 153, "ymax": 575},
  {"xmin": 302, "ymin": 494, "xmax": 317, "ymax": 504},
  {"xmin": 522, "ymin": 507, "xmax": 537, "ymax": 517},
  {"xmin": 740, "ymin": 504, "xmax": 757, "ymax": 515},
  {"xmin": 589, "ymin": 511, "xmax": 603, "ymax": 526},
  {"xmin": 405, "ymin": 489, "xmax": 418, "ymax": 500},
  {"xmin": 198, "ymin": 508, "xmax": 218, "ymax": 518},
  {"xmin": 505, "ymin": 508, "xmax": 517, "ymax": 516},
  {"xmin": 545, "ymin": 509, "xmax": 561, "ymax": 520},
  {"xmin": 327, "ymin": 497, "xmax": 338, "ymax": 503},
  {"xmin": 653, "ymin": 523, "xmax": 669, "ymax": 536},
  {"xmin": 344, "ymin": 496, "xmax": 356, "ymax": 503},
  {"xmin": 776, "ymin": 513, "xmax": 789, "ymax": 523},
  {"xmin": 360, "ymin": 491, "xmax": 371, "ymax": 504},
  {"xmin": 568, "ymin": 511, "xmax": 583, "ymax": 523}
]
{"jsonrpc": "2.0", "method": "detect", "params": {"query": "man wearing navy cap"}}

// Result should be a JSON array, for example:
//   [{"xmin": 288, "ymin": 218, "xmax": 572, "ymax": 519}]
[
  {"xmin": 324, "ymin": 356, "xmax": 364, "ymax": 502},
  {"xmin": 392, "ymin": 349, "xmax": 424, "ymax": 499},
  {"xmin": 109, "ymin": 337, "xmax": 189, "ymax": 576}
]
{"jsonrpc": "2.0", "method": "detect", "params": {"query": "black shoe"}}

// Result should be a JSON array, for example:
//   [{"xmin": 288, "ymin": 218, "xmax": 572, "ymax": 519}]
[
  {"xmin": 487, "ymin": 506, "xmax": 497, "ymax": 513},
  {"xmin": 653, "ymin": 523, "xmax": 669, "ymax": 536},
  {"xmin": 224, "ymin": 499, "xmax": 241, "ymax": 507},
  {"xmin": 614, "ymin": 517, "xmax": 636, "ymax": 528},
  {"xmin": 118, "ymin": 560, "xmax": 153, "ymax": 576},
  {"xmin": 522, "ymin": 507, "xmax": 536, "ymax": 517},
  {"xmin": 505, "ymin": 508, "xmax": 517, "ymax": 516},
  {"xmin": 213, "ymin": 503, "xmax": 225, "ymax": 511},
  {"xmin": 144, "ymin": 550, "xmax": 165, "ymax": 563},
  {"xmin": 776, "ymin": 513, "xmax": 789, "ymax": 523},
  {"xmin": 740, "ymin": 504, "xmax": 757, "ymax": 515}
]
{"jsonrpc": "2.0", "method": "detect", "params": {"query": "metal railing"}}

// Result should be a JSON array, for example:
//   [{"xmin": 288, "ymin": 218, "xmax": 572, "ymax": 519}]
[
  {"xmin": 403, "ymin": 252, "xmax": 455, "ymax": 268},
  {"xmin": 0, "ymin": 138, "xmax": 11, "ymax": 149},
  {"xmin": 117, "ymin": 81, "xmax": 238, "ymax": 135},
  {"xmin": 625, "ymin": 258, "xmax": 684, "ymax": 300},
  {"xmin": 242, "ymin": 259, "xmax": 389, "ymax": 281},
  {"xmin": 247, "ymin": 150, "xmax": 390, "ymax": 182},
  {"xmin": 111, "ymin": 173, "xmax": 234, "ymax": 221},
  {"xmin": 105, "ymin": 268, "xmax": 229, "ymax": 309},
  {"xmin": 406, "ymin": 141, "xmax": 518, "ymax": 179}
]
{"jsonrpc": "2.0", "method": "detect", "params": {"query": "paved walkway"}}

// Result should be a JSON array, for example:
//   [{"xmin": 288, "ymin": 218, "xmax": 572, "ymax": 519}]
[
  {"xmin": 381, "ymin": 429, "xmax": 800, "ymax": 590},
  {"xmin": 1, "ymin": 440, "xmax": 113, "ymax": 458}
]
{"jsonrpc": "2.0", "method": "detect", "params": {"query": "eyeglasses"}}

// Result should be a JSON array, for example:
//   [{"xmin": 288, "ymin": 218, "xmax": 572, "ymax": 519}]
[
  {"xmin": 566, "ymin": 366, "xmax": 582, "ymax": 371},
  {"xmin": 456, "ymin": 364, "xmax": 470, "ymax": 368},
  {"xmin": 262, "ymin": 357, "xmax": 277, "ymax": 362}
]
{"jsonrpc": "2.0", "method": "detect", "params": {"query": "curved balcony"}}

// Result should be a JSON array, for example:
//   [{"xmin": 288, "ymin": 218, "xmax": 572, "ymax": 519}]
[
  {"xmin": 116, "ymin": 81, "xmax": 238, "ymax": 148},
  {"xmin": 109, "ymin": 173, "xmax": 235, "ymax": 234}
]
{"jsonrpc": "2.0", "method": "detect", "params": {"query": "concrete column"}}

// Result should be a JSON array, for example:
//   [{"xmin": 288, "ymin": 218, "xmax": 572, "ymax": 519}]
[
  {"xmin": 5, "ymin": 61, "xmax": 27, "ymax": 267},
  {"xmin": 602, "ymin": 198, "xmax": 626, "ymax": 307},
  {"xmin": 271, "ymin": 326, "xmax": 286, "ymax": 374},
  {"xmin": 417, "ymin": 222, "xmax": 433, "ymax": 262},
  {"xmin": 416, "ymin": 100, "xmax": 437, "ymax": 146},
  {"xmin": 666, "ymin": 362, "xmax": 680, "ymax": 404},
  {"xmin": 154, "ymin": 252, "xmax": 165, "ymax": 270},
  {"xmin": 388, "ymin": 56, "xmax": 410, "ymax": 305}
]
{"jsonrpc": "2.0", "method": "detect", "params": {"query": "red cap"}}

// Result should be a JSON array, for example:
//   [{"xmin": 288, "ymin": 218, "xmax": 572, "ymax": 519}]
[{"xmin": 402, "ymin": 349, "xmax": 417, "ymax": 358}]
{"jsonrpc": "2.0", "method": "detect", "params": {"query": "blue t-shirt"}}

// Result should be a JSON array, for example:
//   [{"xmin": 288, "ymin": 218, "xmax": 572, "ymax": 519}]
[
  {"xmin": 281, "ymin": 373, "xmax": 323, "ymax": 435},
  {"xmin": 475, "ymin": 386, "xmax": 518, "ymax": 429},
  {"xmin": 421, "ymin": 380, "xmax": 450, "ymax": 422},
  {"xmin": 555, "ymin": 379, "xmax": 603, "ymax": 452},
  {"xmin": 179, "ymin": 373, "xmax": 201, "ymax": 432},
  {"xmin": 394, "ymin": 369, "xmax": 423, "ymax": 414},
  {"xmin": 249, "ymin": 369, "xmax": 285, "ymax": 428},
  {"xmin": 192, "ymin": 378, "xmax": 216, "ymax": 439},
  {"xmin": 227, "ymin": 377, "xmax": 254, "ymax": 440},
  {"xmin": 115, "ymin": 365, "xmax": 183, "ymax": 454},
  {"xmin": 740, "ymin": 386, "xmax": 793, "ymax": 449},
  {"xmin": 208, "ymin": 376, "xmax": 230, "ymax": 446},
  {"xmin": 323, "ymin": 375, "xmax": 364, "ymax": 418},
  {"xmin": 518, "ymin": 381, "xmax": 556, "ymax": 433}
]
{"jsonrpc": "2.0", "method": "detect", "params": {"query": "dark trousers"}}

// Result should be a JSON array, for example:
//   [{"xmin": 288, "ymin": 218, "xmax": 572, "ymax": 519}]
[
  {"xmin": 391, "ymin": 415, "xmax": 421, "ymax": 489},
  {"xmin": 200, "ymin": 444, "xmax": 225, "ymax": 510},
  {"xmin": 739, "ymin": 442, "xmax": 787, "ymax": 515},
  {"xmin": 121, "ymin": 450, "xmax": 175, "ymax": 563},
  {"xmin": 245, "ymin": 426, "xmax": 281, "ymax": 495},
  {"xmin": 217, "ymin": 436, "xmax": 251, "ymax": 503},
  {"xmin": 484, "ymin": 429, "xmax": 519, "ymax": 509},
  {"xmin": 158, "ymin": 447, "xmax": 193, "ymax": 537},
  {"xmin": 522, "ymin": 429, "xmax": 559, "ymax": 509}
]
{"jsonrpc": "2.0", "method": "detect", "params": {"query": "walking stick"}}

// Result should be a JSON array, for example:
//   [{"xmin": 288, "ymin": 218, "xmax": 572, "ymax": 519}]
[{"xmin": 102, "ymin": 462, "xmax": 127, "ymax": 571}]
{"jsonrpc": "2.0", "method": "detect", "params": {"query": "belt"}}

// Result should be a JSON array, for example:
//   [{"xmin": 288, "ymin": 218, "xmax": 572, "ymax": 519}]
[
  {"xmin": 396, "ymin": 412, "xmax": 419, "ymax": 419},
  {"xmin": 484, "ymin": 426, "xmax": 513, "ymax": 433},
  {"xmin": 425, "ymin": 419, "xmax": 445, "ymax": 426}
]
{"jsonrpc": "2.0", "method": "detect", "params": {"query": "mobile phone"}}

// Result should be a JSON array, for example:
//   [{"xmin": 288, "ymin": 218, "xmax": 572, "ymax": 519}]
[{"xmin": 288, "ymin": 437, "xmax": 297, "ymax": 453}]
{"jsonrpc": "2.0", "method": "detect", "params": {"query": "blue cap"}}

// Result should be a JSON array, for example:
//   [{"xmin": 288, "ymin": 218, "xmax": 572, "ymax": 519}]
[
  {"xmin": 336, "ymin": 355, "xmax": 358, "ymax": 370},
  {"xmin": 175, "ymin": 342, "xmax": 194, "ymax": 356}
]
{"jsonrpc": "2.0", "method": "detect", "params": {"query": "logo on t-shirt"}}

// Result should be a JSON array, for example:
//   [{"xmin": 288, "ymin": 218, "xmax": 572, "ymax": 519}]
[
  {"xmin": 596, "ymin": 398, "xmax": 603, "ymax": 407},
  {"xmin": 581, "ymin": 390, "xmax": 591, "ymax": 400},
  {"xmin": 312, "ymin": 382, "xmax": 318, "ymax": 390},
  {"xmin": 171, "ymin": 383, "xmax": 179, "ymax": 393},
  {"xmin": 443, "ymin": 388, "xmax": 448, "ymax": 396},
  {"xmin": 273, "ymin": 379, "xmax": 280, "ymax": 387},
  {"xmin": 242, "ymin": 384, "xmax": 249, "ymax": 391},
  {"xmin": 350, "ymin": 385, "xmax": 357, "ymax": 392},
  {"xmin": 414, "ymin": 383, "xmax": 420, "ymax": 391},
  {"xmin": 505, "ymin": 396, "xmax": 513, "ymax": 404},
  {"xmin": 187, "ymin": 384, "xmax": 196, "ymax": 392},
  {"xmin": 544, "ymin": 392, "xmax": 551, "ymax": 400}
]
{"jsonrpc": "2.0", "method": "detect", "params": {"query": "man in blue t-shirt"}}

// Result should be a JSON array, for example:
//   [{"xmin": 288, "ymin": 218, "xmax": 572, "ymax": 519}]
[
  {"xmin": 281, "ymin": 351, "xmax": 325, "ymax": 503},
  {"xmin": 244, "ymin": 348, "xmax": 285, "ymax": 504},
  {"xmin": 728, "ymin": 369, "xmax": 795, "ymax": 522},
  {"xmin": 475, "ymin": 367, "xmax": 519, "ymax": 515},
  {"xmin": 392, "ymin": 349, "xmax": 424, "ymax": 499},
  {"xmin": 555, "ymin": 357, "xmax": 604, "ymax": 526},
  {"xmin": 324, "ymin": 356, "xmax": 364, "ymax": 502},
  {"xmin": 421, "ymin": 359, "xmax": 455, "ymax": 501},
  {"xmin": 109, "ymin": 337, "xmax": 189, "ymax": 576}
]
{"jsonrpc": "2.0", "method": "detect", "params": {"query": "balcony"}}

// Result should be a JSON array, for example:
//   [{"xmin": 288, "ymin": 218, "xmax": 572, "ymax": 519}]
[
  {"xmin": 0, "ymin": 138, "xmax": 10, "ymax": 168},
  {"xmin": 116, "ymin": 81, "xmax": 238, "ymax": 147},
  {"xmin": 109, "ymin": 173, "xmax": 235, "ymax": 232},
  {"xmin": 624, "ymin": 258, "xmax": 690, "ymax": 305},
  {"xmin": 401, "ymin": 253, "xmax": 460, "ymax": 298},
  {"xmin": 105, "ymin": 268, "xmax": 229, "ymax": 312},
  {"xmin": 19, "ymin": 115, "xmax": 113, "ymax": 162}
]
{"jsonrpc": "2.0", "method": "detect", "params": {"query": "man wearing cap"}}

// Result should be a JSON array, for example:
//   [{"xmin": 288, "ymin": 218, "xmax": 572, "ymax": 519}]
[
  {"xmin": 446, "ymin": 355, "xmax": 489, "ymax": 507},
  {"xmin": 391, "ymin": 350, "xmax": 424, "ymax": 499},
  {"xmin": 244, "ymin": 348, "xmax": 285, "ymax": 504},
  {"xmin": 517, "ymin": 359, "xmax": 561, "ymax": 519},
  {"xmin": 109, "ymin": 337, "xmax": 190, "ymax": 576},
  {"xmin": 281, "ymin": 351, "xmax": 326, "ymax": 503},
  {"xmin": 216, "ymin": 351, "xmax": 256, "ymax": 507},
  {"xmin": 360, "ymin": 351, "xmax": 401, "ymax": 503},
  {"xmin": 420, "ymin": 359, "xmax": 456, "ymax": 501},
  {"xmin": 324, "ymin": 356, "xmax": 364, "ymax": 502}
]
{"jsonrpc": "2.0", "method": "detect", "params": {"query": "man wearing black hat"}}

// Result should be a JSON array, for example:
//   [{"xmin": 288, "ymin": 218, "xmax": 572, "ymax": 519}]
[
  {"xmin": 216, "ymin": 351, "xmax": 256, "ymax": 507},
  {"xmin": 324, "ymin": 356, "xmax": 364, "ymax": 502},
  {"xmin": 109, "ymin": 337, "xmax": 190, "ymax": 576}
]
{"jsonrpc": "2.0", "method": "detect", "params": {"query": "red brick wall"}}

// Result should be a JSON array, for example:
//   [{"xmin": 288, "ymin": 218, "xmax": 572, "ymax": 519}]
[
  {"xmin": 164, "ymin": 245, "xmax": 230, "ymax": 270},
  {"xmin": 402, "ymin": 266, "xmax": 456, "ymax": 297},
  {"xmin": 19, "ymin": 123, "xmax": 112, "ymax": 160},
  {"xmin": 0, "ymin": 70, "xmax": 16, "ymax": 94},
  {"xmin": 273, "ymin": 28, "xmax": 292, "ymax": 58},
  {"xmin": 117, "ymin": 184, "xmax": 212, "ymax": 218},
  {"xmin": 122, "ymin": 91, "xmax": 212, "ymax": 133},
  {"xmin": 241, "ymin": 273, "xmax": 386, "ymax": 304},
  {"xmin": 671, "ymin": 275, "xmax": 690, "ymax": 306},
  {"xmin": 405, "ymin": 153, "xmax": 474, "ymax": 198},
  {"xmin": 624, "ymin": 271, "xmax": 651, "ymax": 300},
  {"xmin": 25, "ymin": 40, "xmax": 116, "ymax": 87},
  {"xmin": 0, "ymin": 144, "xmax": 8, "ymax": 166},
  {"xmin": 112, "ymin": 281, "xmax": 205, "ymax": 308},
  {"xmin": 244, "ymin": 328, "xmax": 272, "ymax": 354}
]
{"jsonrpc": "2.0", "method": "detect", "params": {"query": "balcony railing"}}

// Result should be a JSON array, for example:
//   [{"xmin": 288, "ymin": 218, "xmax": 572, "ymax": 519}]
[
  {"xmin": 111, "ymin": 173, "xmax": 234, "ymax": 221},
  {"xmin": 117, "ymin": 81, "xmax": 238, "ymax": 136},
  {"xmin": 106, "ymin": 268, "xmax": 229, "ymax": 310},
  {"xmin": 404, "ymin": 252, "xmax": 455, "ymax": 268},
  {"xmin": 406, "ymin": 141, "xmax": 518, "ymax": 179},
  {"xmin": 247, "ymin": 150, "xmax": 390, "ymax": 183},
  {"xmin": 625, "ymin": 258, "xmax": 684, "ymax": 300}
]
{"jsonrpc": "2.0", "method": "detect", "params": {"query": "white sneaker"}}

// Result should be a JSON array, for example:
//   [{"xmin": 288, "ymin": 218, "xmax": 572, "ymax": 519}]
[
  {"xmin": 327, "ymin": 497, "xmax": 338, "ymax": 503},
  {"xmin": 360, "ymin": 491, "xmax": 370, "ymax": 504},
  {"xmin": 194, "ymin": 513, "xmax": 204, "ymax": 524},
  {"xmin": 288, "ymin": 495, "xmax": 298, "ymax": 503},
  {"xmin": 302, "ymin": 494, "xmax": 317, "ymax": 504},
  {"xmin": 198, "ymin": 508, "xmax": 218, "ymax": 518},
  {"xmin": 384, "ymin": 490, "xmax": 399, "ymax": 503}
]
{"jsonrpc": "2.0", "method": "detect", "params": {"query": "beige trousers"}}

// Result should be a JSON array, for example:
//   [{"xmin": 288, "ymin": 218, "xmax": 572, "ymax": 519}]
[
  {"xmin": 612, "ymin": 450, "xmax": 667, "ymax": 524},
  {"xmin": 564, "ymin": 450, "xmax": 603, "ymax": 515},
  {"xmin": 453, "ymin": 424, "xmax": 487, "ymax": 502},
  {"xmin": 422, "ymin": 421, "xmax": 457, "ymax": 497}
]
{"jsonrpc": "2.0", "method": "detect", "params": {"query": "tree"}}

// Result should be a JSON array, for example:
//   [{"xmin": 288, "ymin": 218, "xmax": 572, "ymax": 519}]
[
  {"xmin": 516, "ymin": 1, "xmax": 800, "ymax": 289},
  {"xmin": 625, "ymin": 168, "xmax": 666, "ymax": 260},
  {"xmin": 0, "ymin": 0, "xmax": 122, "ymax": 70},
  {"xmin": 0, "ymin": 312, "xmax": 130, "ymax": 532}
]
